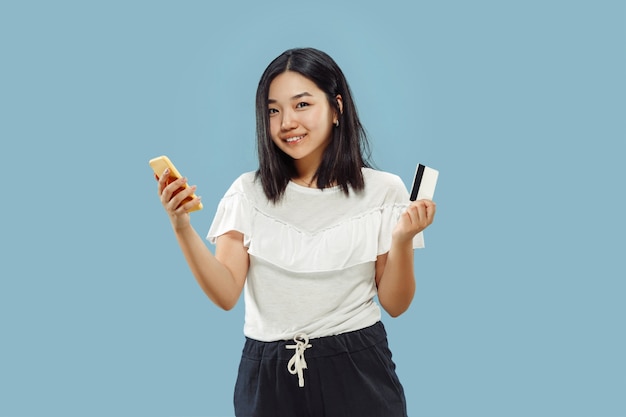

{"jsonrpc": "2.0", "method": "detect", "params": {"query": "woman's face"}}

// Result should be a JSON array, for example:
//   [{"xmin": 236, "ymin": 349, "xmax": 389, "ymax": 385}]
[{"xmin": 268, "ymin": 71, "xmax": 341, "ymax": 169}]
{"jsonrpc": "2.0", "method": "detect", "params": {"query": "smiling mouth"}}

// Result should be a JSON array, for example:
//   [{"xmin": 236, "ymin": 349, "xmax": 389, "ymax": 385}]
[{"xmin": 285, "ymin": 134, "xmax": 305, "ymax": 143}]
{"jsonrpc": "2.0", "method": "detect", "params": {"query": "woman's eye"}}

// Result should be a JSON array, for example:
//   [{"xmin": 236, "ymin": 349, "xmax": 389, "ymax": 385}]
[
  {"xmin": 296, "ymin": 102, "xmax": 309, "ymax": 109},
  {"xmin": 269, "ymin": 108, "xmax": 278, "ymax": 115}
]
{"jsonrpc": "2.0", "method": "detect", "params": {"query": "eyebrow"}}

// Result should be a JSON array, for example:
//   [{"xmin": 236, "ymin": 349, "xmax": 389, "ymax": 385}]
[{"xmin": 268, "ymin": 92, "xmax": 313, "ymax": 104}]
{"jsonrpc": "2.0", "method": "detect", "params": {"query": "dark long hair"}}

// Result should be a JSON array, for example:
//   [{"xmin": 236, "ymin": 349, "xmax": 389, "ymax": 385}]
[{"xmin": 255, "ymin": 48, "xmax": 372, "ymax": 203}]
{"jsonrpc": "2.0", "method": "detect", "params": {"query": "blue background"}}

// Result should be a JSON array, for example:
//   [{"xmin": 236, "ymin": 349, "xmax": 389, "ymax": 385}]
[{"xmin": 1, "ymin": 1, "xmax": 625, "ymax": 416}]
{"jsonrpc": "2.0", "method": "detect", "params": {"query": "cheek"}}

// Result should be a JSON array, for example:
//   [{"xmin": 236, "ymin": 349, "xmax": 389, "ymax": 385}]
[
  {"xmin": 269, "ymin": 117, "xmax": 281, "ymax": 138},
  {"xmin": 305, "ymin": 108, "xmax": 332, "ymax": 130}
]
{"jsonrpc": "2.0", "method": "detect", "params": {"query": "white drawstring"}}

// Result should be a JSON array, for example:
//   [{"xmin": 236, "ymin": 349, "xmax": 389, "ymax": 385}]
[{"xmin": 286, "ymin": 333, "xmax": 312, "ymax": 388}]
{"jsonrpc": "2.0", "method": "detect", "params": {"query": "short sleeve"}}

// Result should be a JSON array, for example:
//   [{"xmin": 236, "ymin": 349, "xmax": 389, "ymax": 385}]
[{"xmin": 206, "ymin": 176, "xmax": 253, "ymax": 246}]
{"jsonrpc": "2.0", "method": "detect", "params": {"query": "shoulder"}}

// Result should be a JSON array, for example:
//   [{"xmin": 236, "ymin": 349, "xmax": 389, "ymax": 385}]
[
  {"xmin": 220, "ymin": 171, "xmax": 269, "ymax": 208},
  {"xmin": 225, "ymin": 171, "xmax": 259, "ymax": 194},
  {"xmin": 362, "ymin": 167, "xmax": 406, "ymax": 189},
  {"xmin": 360, "ymin": 167, "xmax": 409, "ymax": 203}
]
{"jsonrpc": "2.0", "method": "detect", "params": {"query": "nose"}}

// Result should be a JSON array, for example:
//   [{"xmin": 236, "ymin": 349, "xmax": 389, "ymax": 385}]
[{"xmin": 281, "ymin": 110, "xmax": 297, "ymax": 131}]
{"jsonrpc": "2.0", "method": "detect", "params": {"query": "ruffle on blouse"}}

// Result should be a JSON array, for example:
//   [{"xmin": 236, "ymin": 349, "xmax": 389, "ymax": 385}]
[
  {"xmin": 207, "ymin": 191, "xmax": 424, "ymax": 273},
  {"xmin": 207, "ymin": 191, "xmax": 253, "ymax": 246}
]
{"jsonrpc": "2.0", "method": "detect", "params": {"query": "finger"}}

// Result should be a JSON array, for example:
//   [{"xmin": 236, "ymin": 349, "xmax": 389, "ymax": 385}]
[
  {"xmin": 408, "ymin": 201, "xmax": 427, "ymax": 223},
  {"xmin": 156, "ymin": 168, "xmax": 171, "ymax": 195},
  {"xmin": 160, "ymin": 179, "xmax": 186, "ymax": 210},
  {"xmin": 426, "ymin": 201, "xmax": 436, "ymax": 222},
  {"xmin": 168, "ymin": 184, "xmax": 197, "ymax": 213},
  {"xmin": 178, "ymin": 195, "xmax": 202, "ymax": 214},
  {"xmin": 402, "ymin": 208, "xmax": 420, "ymax": 233},
  {"xmin": 407, "ymin": 203, "xmax": 432, "ymax": 235},
  {"xmin": 420, "ymin": 199, "xmax": 436, "ymax": 222},
  {"xmin": 161, "ymin": 176, "xmax": 188, "ymax": 202}
]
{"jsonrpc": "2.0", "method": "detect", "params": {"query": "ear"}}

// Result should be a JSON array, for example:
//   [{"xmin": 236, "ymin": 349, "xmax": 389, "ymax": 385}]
[{"xmin": 334, "ymin": 94, "xmax": 343, "ymax": 123}]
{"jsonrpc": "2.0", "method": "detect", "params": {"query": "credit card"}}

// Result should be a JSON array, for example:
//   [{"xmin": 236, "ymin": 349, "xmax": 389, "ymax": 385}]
[{"xmin": 410, "ymin": 164, "xmax": 439, "ymax": 201}]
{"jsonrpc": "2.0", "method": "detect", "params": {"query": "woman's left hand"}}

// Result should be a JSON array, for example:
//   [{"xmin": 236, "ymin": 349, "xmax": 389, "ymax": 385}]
[{"xmin": 392, "ymin": 199, "xmax": 437, "ymax": 244}]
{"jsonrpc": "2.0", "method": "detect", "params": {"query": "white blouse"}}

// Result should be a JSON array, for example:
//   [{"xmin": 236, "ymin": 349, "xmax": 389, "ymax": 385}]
[{"xmin": 207, "ymin": 168, "xmax": 424, "ymax": 342}]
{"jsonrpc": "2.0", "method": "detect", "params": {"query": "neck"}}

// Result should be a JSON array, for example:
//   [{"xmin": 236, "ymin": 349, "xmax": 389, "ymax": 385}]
[
  {"xmin": 293, "ymin": 178, "xmax": 315, "ymax": 188},
  {"xmin": 293, "ymin": 160, "xmax": 320, "ymax": 188}
]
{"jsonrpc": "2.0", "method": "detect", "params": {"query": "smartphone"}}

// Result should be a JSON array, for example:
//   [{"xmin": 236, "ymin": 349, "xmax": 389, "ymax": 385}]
[{"xmin": 149, "ymin": 155, "xmax": 203, "ymax": 212}]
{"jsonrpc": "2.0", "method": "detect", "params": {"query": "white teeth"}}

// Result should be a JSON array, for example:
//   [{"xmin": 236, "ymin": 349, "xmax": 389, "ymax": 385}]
[{"xmin": 286, "ymin": 135, "xmax": 304, "ymax": 143}]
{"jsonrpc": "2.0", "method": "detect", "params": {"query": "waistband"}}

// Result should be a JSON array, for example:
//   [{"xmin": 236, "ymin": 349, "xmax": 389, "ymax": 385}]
[{"xmin": 241, "ymin": 321, "xmax": 387, "ymax": 361}]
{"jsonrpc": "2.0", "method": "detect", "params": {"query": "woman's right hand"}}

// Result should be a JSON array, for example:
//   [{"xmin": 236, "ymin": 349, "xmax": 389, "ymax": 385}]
[{"xmin": 156, "ymin": 169, "xmax": 202, "ymax": 231}]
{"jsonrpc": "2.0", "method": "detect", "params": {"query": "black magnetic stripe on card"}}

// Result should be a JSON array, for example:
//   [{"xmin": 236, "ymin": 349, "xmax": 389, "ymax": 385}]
[{"xmin": 410, "ymin": 164, "xmax": 425, "ymax": 201}]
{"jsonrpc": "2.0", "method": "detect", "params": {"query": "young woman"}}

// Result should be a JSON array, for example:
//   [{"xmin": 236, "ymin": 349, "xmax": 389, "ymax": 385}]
[{"xmin": 156, "ymin": 47, "xmax": 436, "ymax": 417}]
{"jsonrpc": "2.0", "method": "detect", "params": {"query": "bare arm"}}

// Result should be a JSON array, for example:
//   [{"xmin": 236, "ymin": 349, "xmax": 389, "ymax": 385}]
[
  {"xmin": 157, "ymin": 170, "xmax": 248, "ymax": 310},
  {"xmin": 173, "ymin": 226, "xmax": 248, "ymax": 310},
  {"xmin": 375, "ymin": 199, "xmax": 436, "ymax": 317}
]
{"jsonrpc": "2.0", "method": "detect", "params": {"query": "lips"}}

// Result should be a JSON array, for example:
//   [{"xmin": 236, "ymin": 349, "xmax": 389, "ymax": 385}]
[{"xmin": 284, "ymin": 134, "xmax": 306, "ymax": 144}]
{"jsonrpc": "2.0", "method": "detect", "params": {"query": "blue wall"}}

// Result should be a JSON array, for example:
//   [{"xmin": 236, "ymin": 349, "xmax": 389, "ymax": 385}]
[{"xmin": 1, "ymin": 1, "xmax": 624, "ymax": 416}]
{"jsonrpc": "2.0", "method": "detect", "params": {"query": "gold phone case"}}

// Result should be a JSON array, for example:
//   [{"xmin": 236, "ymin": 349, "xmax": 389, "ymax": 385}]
[{"xmin": 149, "ymin": 155, "xmax": 203, "ymax": 212}]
